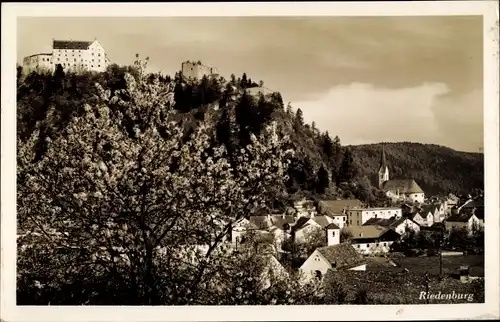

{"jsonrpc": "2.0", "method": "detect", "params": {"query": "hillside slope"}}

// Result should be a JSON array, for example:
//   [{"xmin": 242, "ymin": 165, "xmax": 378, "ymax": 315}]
[{"xmin": 349, "ymin": 142, "xmax": 484, "ymax": 196}]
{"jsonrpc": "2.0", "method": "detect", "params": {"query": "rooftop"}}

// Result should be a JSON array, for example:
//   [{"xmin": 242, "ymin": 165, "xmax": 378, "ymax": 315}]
[
  {"xmin": 446, "ymin": 212, "xmax": 476, "ymax": 223},
  {"xmin": 53, "ymin": 40, "xmax": 93, "ymax": 50},
  {"xmin": 319, "ymin": 199, "xmax": 364, "ymax": 215},
  {"xmin": 316, "ymin": 243, "xmax": 366, "ymax": 270},
  {"xmin": 348, "ymin": 225, "xmax": 399, "ymax": 240},
  {"xmin": 381, "ymin": 179, "xmax": 424, "ymax": 194}
]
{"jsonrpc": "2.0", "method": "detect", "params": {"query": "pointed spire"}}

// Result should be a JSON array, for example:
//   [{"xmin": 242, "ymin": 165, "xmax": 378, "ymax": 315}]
[{"xmin": 379, "ymin": 144, "xmax": 387, "ymax": 171}]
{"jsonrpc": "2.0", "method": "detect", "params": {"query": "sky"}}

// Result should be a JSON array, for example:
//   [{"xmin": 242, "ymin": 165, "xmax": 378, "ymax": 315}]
[{"xmin": 17, "ymin": 16, "xmax": 484, "ymax": 152}]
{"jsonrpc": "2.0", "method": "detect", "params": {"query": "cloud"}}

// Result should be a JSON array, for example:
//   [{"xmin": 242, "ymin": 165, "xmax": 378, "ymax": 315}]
[{"xmin": 291, "ymin": 82, "xmax": 482, "ymax": 152}]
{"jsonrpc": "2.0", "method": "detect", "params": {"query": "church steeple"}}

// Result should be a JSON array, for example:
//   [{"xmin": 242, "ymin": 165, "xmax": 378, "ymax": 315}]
[
  {"xmin": 379, "ymin": 145, "xmax": 387, "ymax": 171},
  {"xmin": 378, "ymin": 145, "xmax": 389, "ymax": 188}
]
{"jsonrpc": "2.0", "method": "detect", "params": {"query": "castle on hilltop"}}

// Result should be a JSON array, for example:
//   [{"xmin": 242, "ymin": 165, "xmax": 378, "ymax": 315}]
[
  {"xmin": 377, "ymin": 145, "xmax": 426, "ymax": 204},
  {"xmin": 22, "ymin": 39, "xmax": 110, "ymax": 75},
  {"xmin": 181, "ymin": 61, "xmax": 218, "ymax": 80}
]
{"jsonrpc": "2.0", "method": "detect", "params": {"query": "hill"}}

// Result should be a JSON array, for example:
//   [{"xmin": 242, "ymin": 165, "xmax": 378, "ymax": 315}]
[
  {"xmin": 349, "ymin": 142, "xmax": 484, "ymax": 196},
  {"xmin": 17, "ymin": 59, "xmax": 481, "ymax": 205},
  {"xmin": 16, "ymin": 61, "xmax": 365, "ymax": 206}
]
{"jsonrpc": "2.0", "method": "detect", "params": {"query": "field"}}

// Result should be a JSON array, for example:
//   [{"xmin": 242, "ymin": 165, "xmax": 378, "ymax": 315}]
[
  {"xmin": 394, "ymin": 254, "xmax": 484, "ymax": 277},
  {"xmin": 323, "ymin": 270, "xmax": 485, "ymax": 304}
]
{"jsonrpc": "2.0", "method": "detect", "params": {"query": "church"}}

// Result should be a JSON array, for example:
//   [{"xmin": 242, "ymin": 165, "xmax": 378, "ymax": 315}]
[{"xmin": 377, "ymin": 146, "xmax": 426, "ymax": 204}]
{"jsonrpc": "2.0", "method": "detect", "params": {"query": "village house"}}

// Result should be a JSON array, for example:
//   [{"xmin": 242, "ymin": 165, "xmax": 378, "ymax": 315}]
[
  {"xmin": 419, "ymin": 204, "xmax": 443, "ymax": 224},
  {"xmin": 329, "ymin": 213, "xmax": 347, "ymax": 229},
  {"xmin": 408, "ymin": 209, "xmax": 434, "ymax": 227},
  {"xmin": 291, "ymin": 217, "xmax": 323, "ymax": 244},
  {"xmin": 347, "ymin": 226, "xmax": 401, "ymax": 255},
  {"xmin": 362, "ymin": 217, "xmax": 420, "ymax": 235},
  {"xmin": 346, "ymin": 207, "xmax": 402, "ymax": 227},
  {"xmin": 299, "ymin": 243, "xmax": 367, "ymax": 281},
  {"xmin": 317, "ymin": 199, "xmax": 364, "ymax": 216},
  {"xmin": 445, "ymin": 211, "xmax": 483, "ymax": 235},
  {"xmin": 444, "ymin": 194, "xmax": 460, "ymax": 212}
]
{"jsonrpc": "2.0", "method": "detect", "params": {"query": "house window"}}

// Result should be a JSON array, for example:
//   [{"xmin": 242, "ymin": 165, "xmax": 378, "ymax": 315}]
[
  {"xmin": 315, "ymin": 270, "xmax": 322, "ymax": 280},
  {"xmin": 332, "ymin": 231, "xmax": 335, "ymax": 237},
  {"xmin": 357, "ymin": 245, "xmax": 360, "ymax": 248},
  {"xmin": 98, "ymin": 65, "xmax": 100, "ymax": 67},
  {"xmin": 98, "ymin": 53, "xmax": 101, "ymax": 56},
  {"xmin": 384, "ymin": 243, "xmax": 387, "ymax": 246},
  {"xmin": 74, "ymin": 59, "xmax": 76, "ymax": 62}
]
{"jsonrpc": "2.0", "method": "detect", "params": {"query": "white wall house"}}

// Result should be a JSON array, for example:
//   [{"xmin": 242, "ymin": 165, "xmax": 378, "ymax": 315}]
[
  {"xmin": 381, "ymin": 179, "xmax": 425, "ymax": 204},
  {"xmin": 363, "ymin": 217, "xmax": 420, "ymax": 236},
  {"xmin": 445, "ymin": 213, "xmax": 482, "ymax": 235},
  {"xmin": 299, "ymin": 243, "xmax": 366, "ymax": 282},
  {"xmin": 412, "ymin": 210, "xmax": 434, "ymax": 227},
  {"xmin": 329, "ymin": 214, "xmax": 347, "ymax": 229},
  {"xmin": 389, "ymin": 217, "xmax": 421, "ymax": 235},
  {"xmin": 347, "ymin": 226, "xmax": 401, "ymax": 255},
  {"xmin": 346, "ymin": 207, "xmax": 402, "ymax": 227},
  {"xmin": 326, "ymin": 223, "xmax": 341, "ymax": 246},
  {"xmin": 292, "ymin": 218, "xmax": 322, "ymax": 244}
]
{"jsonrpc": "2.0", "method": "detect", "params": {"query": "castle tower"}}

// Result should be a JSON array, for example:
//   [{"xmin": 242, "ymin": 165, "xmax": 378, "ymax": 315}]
[{"xmin": 378, "ymin": 145, "xmax": 389, "ymax": 188}]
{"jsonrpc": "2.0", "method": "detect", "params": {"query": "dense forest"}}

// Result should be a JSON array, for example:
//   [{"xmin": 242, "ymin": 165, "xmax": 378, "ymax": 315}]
[{"xmin": 350, "ymin": 142, "xmax": 484, "ymax": 196}]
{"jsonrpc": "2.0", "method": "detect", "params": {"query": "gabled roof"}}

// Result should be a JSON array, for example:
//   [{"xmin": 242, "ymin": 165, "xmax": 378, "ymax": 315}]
[
  {"xmin": 420, "ymin": 204, "xmax": 438, "ymax": 215},
  {"xmin": 379, "ymin": 145, "xmax": 388, "ymax": 171},
  {"xmin": 446, "ymin": 212, "xmax": 475, "ymax": 223},
  {"xmin": 272, "ymin": 215, "xmax": 296, "ymax": 229},
  {"xmin": 348, "ymin": 225, "xmax": 391, "ymax": 239},
  {"xmin": 53, "ymin": 40, "xmax": 93, "ymax": 50},
  {"xmin": 312, "ymin": 215, "xmax": 334, "ymax": 228},
  {"xmin": 292, "ymin": 217, "xmax": 314, "ymax": 231},
  {"xmin": 316, "ymin": 243, "xmax": 366, "ymax": 270},
  {"xmin": 389, "ymin": 216, "xmax": 415, "ymax": 228},
  {"xmin": 381, "ymin": 179, "xmax": 424, "ymax": 194},
  {"xmin": 325, "ymin": 223, "xmax": 340, "ymax": 230},
  {"xmin": 319, "ymin": 199, "xmax": 363, "ymax": 214},
  {"xmin": 362, "ymin": 218, "xmax": 394, "ymax": 227}
]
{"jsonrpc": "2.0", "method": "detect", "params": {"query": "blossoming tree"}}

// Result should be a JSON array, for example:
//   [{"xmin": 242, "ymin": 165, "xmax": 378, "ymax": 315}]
[{"xmin": 17, "ymin": 58, "xmax": 297, "ymax": 305}]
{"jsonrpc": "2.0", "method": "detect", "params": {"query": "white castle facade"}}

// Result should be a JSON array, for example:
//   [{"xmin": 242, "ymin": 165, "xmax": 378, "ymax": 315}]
[{"xmin": 23, "ymin": 39, "xmax": 110, "ymax": 74}]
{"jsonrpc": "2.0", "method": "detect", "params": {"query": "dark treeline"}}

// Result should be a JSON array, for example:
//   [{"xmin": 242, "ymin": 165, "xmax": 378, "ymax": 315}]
[{"xmin": 350, "ymin": 142, "xmax": 484, "ymax": 196}]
